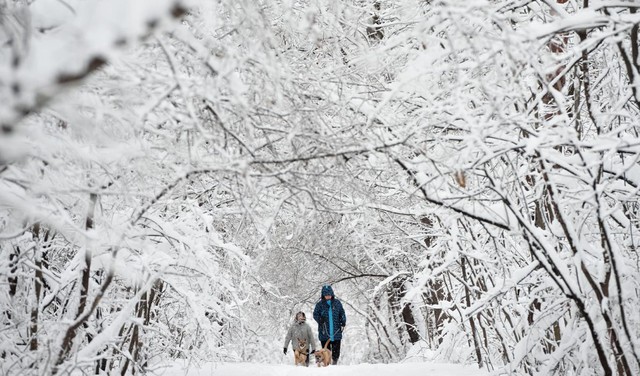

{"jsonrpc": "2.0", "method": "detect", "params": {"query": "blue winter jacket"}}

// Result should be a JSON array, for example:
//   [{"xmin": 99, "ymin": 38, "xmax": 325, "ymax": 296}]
[{"xmin": 313, "ymin": 285, "xmax": 347, "ymax": 343}]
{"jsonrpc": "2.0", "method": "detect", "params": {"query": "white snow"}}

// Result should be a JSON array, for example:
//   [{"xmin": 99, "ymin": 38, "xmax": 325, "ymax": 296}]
[{"xmin": 156, "ymin": 361, "xmax": 487, "ymax": 376}]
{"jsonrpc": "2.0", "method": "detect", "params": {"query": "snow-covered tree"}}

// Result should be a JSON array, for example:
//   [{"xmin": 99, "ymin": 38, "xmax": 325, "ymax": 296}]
[{"xmin": 1, "ymin": 0, "xmax": 639, "ymax": 375}]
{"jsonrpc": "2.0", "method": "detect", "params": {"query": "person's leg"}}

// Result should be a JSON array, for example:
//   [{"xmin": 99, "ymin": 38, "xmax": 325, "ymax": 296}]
[{"xmin": 330, "ymin": 340, "xmax": 341, "ymax": 365}]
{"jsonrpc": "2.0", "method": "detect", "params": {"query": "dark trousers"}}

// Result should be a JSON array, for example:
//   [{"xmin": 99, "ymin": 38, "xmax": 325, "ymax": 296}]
[{"xmin": 328, "ymin": 340, "xmax": 341, "ymax": 362}]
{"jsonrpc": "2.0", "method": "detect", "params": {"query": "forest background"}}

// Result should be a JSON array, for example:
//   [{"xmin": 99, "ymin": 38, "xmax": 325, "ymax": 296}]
[{"xmin": 1, "ymin": 0, "xmax": 639, "ymax": 375}]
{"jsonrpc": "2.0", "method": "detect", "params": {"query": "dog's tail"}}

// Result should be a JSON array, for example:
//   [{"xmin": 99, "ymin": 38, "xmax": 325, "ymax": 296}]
[{"xmin": 323, "ymin": 340, "xmax": 331, "ymax": 350}]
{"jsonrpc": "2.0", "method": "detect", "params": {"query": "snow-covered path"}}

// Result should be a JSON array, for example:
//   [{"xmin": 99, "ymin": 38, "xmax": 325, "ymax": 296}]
[{"xmin": 159, "ymin": 361, "xmax": 487, "ymax": 376}]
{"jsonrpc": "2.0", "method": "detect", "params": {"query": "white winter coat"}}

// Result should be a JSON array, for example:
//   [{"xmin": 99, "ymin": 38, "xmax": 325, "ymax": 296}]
[{"xmin": 283, "ymin": 320, "xmax": 317, "ymax": 352}]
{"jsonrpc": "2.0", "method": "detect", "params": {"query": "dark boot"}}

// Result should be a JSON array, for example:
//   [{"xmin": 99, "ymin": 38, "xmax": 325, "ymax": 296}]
[{"xmin": 332, "ymin": 359, "xmax": 338, "ymax": 365}]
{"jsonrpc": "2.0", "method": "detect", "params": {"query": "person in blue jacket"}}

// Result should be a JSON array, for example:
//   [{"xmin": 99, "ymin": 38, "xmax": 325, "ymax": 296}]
[{"xmin": 313, "ymin": 285, "xmax": 346, "ymax": 365}]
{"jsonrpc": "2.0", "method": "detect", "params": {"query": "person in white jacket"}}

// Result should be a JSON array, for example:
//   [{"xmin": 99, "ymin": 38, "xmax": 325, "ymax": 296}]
[{"xmin": 283, "ymin": 311, "xmax": 317, "ymax": 366}]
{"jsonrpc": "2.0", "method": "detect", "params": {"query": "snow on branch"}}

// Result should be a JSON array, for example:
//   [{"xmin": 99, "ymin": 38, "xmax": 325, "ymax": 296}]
[
  {"xmin": 0, "ymin": 0, "xmax": 188, "ymax": 132},
  {"xmin": 525, "ymin": 7, "xmax": 640, "ymax": 39}
]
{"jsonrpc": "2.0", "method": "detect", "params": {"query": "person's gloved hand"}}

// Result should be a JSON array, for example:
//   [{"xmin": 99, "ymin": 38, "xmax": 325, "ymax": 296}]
[{"xmin": 283, "ymin": 347, "xmax": 287, "ymax": 355}]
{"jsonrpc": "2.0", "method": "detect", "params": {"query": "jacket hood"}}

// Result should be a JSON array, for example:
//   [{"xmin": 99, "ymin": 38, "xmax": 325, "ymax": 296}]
[{"xmin": 321, "ymin": 285, "xmax": 334, "ymax": 298}]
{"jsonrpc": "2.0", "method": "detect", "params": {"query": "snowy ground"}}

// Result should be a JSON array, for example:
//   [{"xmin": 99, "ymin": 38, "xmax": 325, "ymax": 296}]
[{"xmin": 156, "ymin": 361, "xmax": 487, "ymax": 376}]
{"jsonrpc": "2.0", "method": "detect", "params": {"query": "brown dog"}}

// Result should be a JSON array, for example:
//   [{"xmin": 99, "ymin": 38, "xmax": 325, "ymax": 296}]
[
  {"xmin": 314, "ymin": 340, "xmax": 332, "ymax": 367},
  {"xmin": 293, "ymin": 338, "xmax": 308, "ymax": 366}
]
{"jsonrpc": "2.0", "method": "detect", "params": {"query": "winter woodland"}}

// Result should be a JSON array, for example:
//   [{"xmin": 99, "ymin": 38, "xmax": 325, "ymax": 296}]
[{"xmin": 1, "ymin": 0, "xmax": 640, "ymax": 375}]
